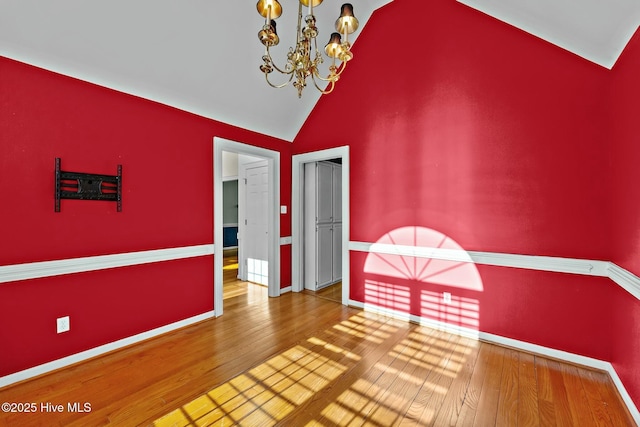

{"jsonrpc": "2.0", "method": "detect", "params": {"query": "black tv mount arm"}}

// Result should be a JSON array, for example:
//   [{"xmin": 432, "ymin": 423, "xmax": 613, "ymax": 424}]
[{"xmin": 54, "ymin": 158, "xmax": 122, "ymax": 212}]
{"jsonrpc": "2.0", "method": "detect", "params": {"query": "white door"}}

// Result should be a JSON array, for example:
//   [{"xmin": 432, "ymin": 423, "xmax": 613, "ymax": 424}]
[{"xmin": 240, "ymin": 161, "xmax": 269, "ymax": 285}]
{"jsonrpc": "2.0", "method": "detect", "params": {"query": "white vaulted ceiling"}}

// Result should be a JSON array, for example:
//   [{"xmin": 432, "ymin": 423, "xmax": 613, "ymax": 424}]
[
  {"xmin": 1, "ymin": 0, "xmax": 639, "ymax": 141},
  {"xmin": 0, "ymin": 0, "xmax": 391, "ymax": 141}
]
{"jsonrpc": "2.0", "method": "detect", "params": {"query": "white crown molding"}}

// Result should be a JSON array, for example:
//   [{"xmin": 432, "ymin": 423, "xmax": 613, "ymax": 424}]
[
  {"xmin": 0, "ymin": 310, "xmax": 215, "ymax": 389},
  {"xmin": 0, "ymin": 244, "xmax": 214, "ymax": 284}
]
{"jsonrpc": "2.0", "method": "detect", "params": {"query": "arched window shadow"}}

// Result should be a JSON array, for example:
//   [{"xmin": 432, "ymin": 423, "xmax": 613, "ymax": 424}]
[{"xmin": 363, "ymin": 226, "xmax": 483, "ymax": 335}]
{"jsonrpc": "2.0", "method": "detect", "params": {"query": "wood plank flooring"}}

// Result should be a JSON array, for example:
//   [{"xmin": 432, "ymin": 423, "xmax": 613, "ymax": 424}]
[
  {"xmin": 311, "ymin": 282, "xmax": 342, "ymax": 303},
  {"xmin": 0, "ymin": 273, "xmax": 635, "ymax": 426}
]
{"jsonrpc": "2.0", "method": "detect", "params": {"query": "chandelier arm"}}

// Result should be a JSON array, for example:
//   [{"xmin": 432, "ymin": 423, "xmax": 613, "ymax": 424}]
[
  {"xmin": 312, "ymin": 61, "xmax": 347, "ymax": 83},
  {"xmin": 269, "ymin": 59, "xmax": 295, "ymax": 75},
  {"xmin": 332, "ymin": 60, "xmax": 348, "ymax": 77},
  {"xmin": 264, "ymin": 70, "xmax": 295, "ymax": 89},
  {"xmin": 264, "ymin": 48, "xmax": 296, "ymax": 75},
  {"xmin": 310, "ymin": 73, "xmax": 336, "ymax": 95}
]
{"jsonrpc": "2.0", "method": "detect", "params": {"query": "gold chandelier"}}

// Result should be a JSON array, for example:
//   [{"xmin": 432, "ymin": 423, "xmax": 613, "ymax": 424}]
[{"xmin": 256, "ymin": 1, "xmax": 359, "ymax": 98}]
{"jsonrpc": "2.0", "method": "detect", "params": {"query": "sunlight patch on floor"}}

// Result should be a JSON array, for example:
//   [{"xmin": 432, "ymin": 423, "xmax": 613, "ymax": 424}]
[
  {"xmin": 332, "ymin": 315, "xmax": 398, "ymax": 344},
  {"xmin": 152, "ymin": 312, "xmax": 469, "ymax": 427},
  {"xmin": 152, "ymin": 345, "xmax": 347, "ymax": 426}
]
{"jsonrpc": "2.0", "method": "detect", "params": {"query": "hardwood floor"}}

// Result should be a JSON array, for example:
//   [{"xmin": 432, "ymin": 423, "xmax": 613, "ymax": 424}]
[
  {"xmin": 222, "ymin": 249, "xmax": 267, "ymax": 301},
  {"xmin": 309, "ymin": 282, "xmax": 342, "ymax": 303},
  {"xmin": 0, "ymin": 272, "xmax": 635, "ymax": 426}
]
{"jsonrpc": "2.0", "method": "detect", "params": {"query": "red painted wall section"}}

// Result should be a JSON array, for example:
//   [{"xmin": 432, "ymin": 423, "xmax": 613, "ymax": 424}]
[
  {"xmin": 350, "ymin": 250, "xmax": 612, "ymax": 361},
  {"xmin": 0, "ymin": 57, "xmax": 292, "ymax": 377},
  {"xmin": 296, "ymin": 0, "xmax": 609, "ymax": 259},
  {"xmin": 0, "ymin": 57, "xmax": 292, "ymax": 264},
  {"xmin": 294, "ymin": 0, "xmax": 616, "ymax": 367},
  {"xmin": 610, "ymin": 30, "xmax": 640, "ymax": 275},
  {"xmin": 607, "ymin": 29, "xmax": 640, "ymax": 410}
]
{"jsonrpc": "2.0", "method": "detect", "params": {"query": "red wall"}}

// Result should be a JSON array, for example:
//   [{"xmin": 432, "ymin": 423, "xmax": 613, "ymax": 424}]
[
  {"xmin": 3, "ymin": 0, "xmax": 640, "ymax": 411},
  {"xmin": 608, "ymin": 29, "xmax": 640, "ymax": 410},
  {"xmin": 0, "ymin": 57, "xmax": 292, "ymax": 376},
  {"xmin": 297, "ymin": 0, "xmax": 610, "ymax": 259},
  {"xmin": 295, "ymin": 0, "xmax": 634, "ymax": 401}
]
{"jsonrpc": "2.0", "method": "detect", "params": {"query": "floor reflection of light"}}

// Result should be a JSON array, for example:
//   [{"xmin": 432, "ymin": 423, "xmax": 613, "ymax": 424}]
[
  {"xmin": 332, "ymin": 314, "xmax": 396, "ymax": 344},
  {"xmin": 153, "ymin": 344, "xmax": 347, "ymax": 426},
  {"xmin": 151, "ymin": 308, "xmax": 484, "ymax": 427},
  {"xmin": 223, "ymin": 281, "xmax": 267, "ymax": 301},
  {"xmin": 247, "ymin": 257, "xmax": 268, "ymax": 286},
  {"xmin": 153, "ymin": 313, "xmax": 405, "ymax": 427},
  {"xmin": 307, "ymin": 336, "xmax": 362, "ymax": 361}
]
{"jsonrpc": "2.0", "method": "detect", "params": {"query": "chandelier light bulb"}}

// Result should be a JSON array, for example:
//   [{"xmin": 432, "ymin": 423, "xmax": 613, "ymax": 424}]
[
  {"xmin": 256, "ymin": 0, "xmax": 282, "ymax": 20},
  {"xmin": 325, "ymin": 32, "xmax": 343, "ymax": 59}
]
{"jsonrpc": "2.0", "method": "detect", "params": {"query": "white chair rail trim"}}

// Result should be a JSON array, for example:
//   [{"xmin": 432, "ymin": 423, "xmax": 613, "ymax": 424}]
[
  {"xmin": 2, "ymin": 241, "xmax": 638, "ymax": 302},
  {"xmin": 349, "ymin": 241, "xmax": 640, "ymax": 301},
  {"xmin": 0, "ymin": 244, "xmax": 215, "ymax": 284}
]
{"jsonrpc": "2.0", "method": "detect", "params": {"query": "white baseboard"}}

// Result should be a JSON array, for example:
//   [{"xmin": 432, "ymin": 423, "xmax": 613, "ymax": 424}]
[
  {"xmin": 0, "ymin": 310, "xmax": 215, "ymax": 389},
  {"xmin": 280, "ymin": 286, "xmax": 292, "ymax": 294},
  {"xmin": 349, "ymin": 299, "xmax": 640, "ymax": 425}
]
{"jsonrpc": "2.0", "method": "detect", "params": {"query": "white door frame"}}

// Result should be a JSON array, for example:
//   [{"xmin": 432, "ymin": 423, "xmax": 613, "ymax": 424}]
[
  {"xmin": 292, "ymin": 146, "xmax": 350, "ymax": 305},
  {"xmin": 214, "ymin": 137, "xmax": 281, "ymax": 317}
]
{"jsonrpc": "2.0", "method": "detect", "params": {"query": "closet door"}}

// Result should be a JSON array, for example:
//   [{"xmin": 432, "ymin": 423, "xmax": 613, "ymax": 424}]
[
  {"xmin": 332, "ymin": 223, "xmax": 342, "ymax": 282},
  {"xmin": 316, "ymin": 223, "xmax": 334, "ymax": 288},
  {"xmin": 333, "ymin": 164, "xmax": 342, "ymax": 222},
  {"xmin": 316, "ymin": 162, "xmax": 334, "ymax": 224}
]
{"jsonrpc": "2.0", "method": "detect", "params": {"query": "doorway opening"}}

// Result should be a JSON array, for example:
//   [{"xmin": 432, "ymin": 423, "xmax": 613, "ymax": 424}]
[
  {"xmin": 292, "ymin": 146, "xmax": 350, "ymax": 306},
  {"xmin": 214, "ymin": 138, "xmax": 281, "ymax": 317}
]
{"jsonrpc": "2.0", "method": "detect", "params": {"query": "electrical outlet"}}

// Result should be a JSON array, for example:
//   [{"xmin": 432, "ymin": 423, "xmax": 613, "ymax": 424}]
[
  {"xmin": 443, "ymin": 292, "xmax": 452, "ymax": 305},
  {"xmin": 57, "ymin": 316, "xmax": 70, "ymax": 333}
]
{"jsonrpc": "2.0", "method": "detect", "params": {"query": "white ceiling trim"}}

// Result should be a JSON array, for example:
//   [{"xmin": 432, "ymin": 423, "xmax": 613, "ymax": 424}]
[{"xmin": 458, "ymin": 0, "xmax": 640, "ymax": 69}]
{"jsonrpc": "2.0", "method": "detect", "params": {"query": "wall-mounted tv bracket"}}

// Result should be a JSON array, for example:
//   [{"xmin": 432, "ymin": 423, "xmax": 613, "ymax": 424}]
[{"xmin": 55, "ymin": 158, "xmax": 122, "ymax": 212}]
